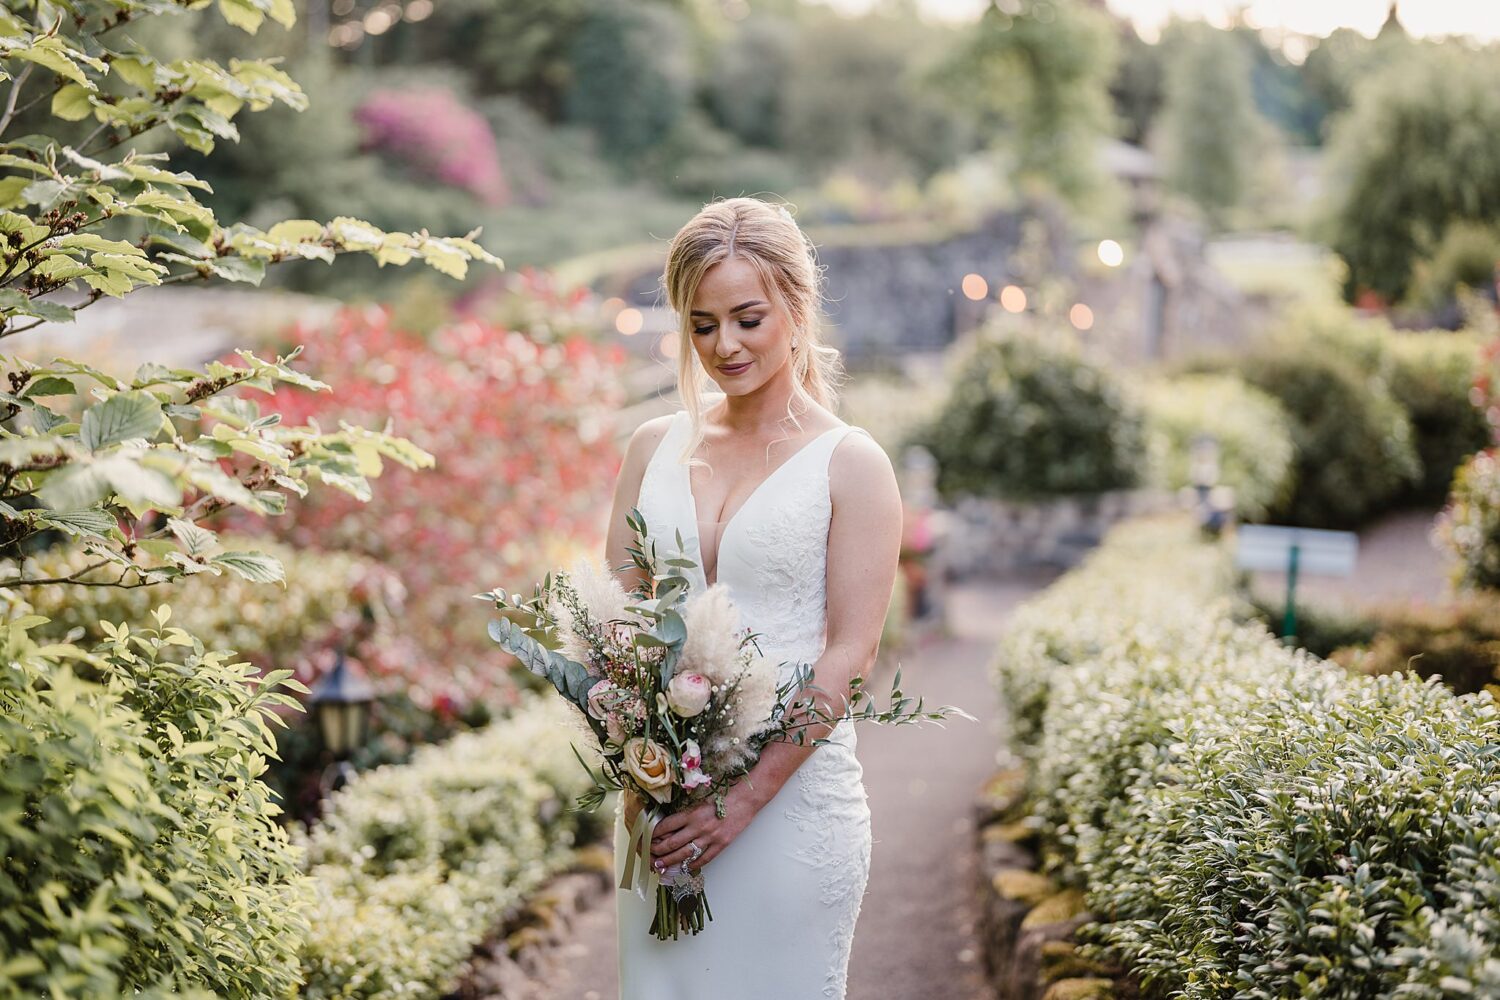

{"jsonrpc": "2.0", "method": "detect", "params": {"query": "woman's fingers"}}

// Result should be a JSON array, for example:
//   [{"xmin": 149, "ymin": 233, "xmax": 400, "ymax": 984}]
[
  {"xmin": 651, "ymin": 823, "xmax": 698, "ymax": 860},
  {"xmin": 654, "ymin": 835, "xmax": 716, "ymax": 873}
]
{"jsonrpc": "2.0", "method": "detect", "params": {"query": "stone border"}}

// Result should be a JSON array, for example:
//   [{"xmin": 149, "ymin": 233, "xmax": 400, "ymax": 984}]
[{"xmin": 973, "ymin": 768, "xmax": 1139, "ymax": 1000}]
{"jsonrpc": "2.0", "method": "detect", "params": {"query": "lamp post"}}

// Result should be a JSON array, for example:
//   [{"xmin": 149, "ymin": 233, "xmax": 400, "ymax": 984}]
[
  {"xmin": 308, "ymin": 646, "xmax": 375, "ymax": 795},
  {"xmin": 1189, "ymin": 432, "xmax": 1230, "ymax": 536}
]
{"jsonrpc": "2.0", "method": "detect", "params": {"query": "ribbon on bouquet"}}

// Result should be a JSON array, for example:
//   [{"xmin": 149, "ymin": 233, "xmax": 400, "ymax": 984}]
[{"xmin": 619, "ymin": 802, "xmax": 665, "ymax": 900}]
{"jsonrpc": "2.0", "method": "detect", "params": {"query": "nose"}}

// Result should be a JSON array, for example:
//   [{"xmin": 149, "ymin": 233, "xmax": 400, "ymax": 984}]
[{"xmin": 715, "ymin": 324, "xmax": 743, "ymax": 358}]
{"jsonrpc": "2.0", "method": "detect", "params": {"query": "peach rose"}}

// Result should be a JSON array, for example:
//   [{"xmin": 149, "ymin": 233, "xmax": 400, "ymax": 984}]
[{"xmin": 622, "ymin": 737, "xmax": 675, "ymax": 804}]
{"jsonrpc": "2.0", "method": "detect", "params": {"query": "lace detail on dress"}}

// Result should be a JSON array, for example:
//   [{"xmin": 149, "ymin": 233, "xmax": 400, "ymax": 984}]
[
  {"xmin": 739, "ymin": 466, "xmax": 834, "ymax": 674},
  {"xmin": 785, "ymin": 747, "xmax": 874, "ymax": 998}
]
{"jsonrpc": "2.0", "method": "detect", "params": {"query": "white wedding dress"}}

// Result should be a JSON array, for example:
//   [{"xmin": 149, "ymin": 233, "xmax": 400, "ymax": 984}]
[{"xmin": 615, "ymin": 408, "xmax": 874, "ymax": 1000}]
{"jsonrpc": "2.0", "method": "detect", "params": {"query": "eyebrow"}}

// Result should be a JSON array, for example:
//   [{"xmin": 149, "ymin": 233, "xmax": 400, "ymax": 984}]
[{"xmin": 690, "ymin": 299, "xmax": 765, "ymax": 317}]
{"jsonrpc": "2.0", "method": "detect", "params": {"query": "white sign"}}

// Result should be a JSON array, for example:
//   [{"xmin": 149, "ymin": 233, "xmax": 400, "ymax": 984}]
[{"xmin": 1233, "ymin": 524, "xmax": 1358, "ymax": 576}]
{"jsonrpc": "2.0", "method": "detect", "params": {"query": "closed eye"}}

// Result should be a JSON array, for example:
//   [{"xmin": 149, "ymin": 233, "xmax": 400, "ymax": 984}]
[{"xmin": 693, "ymin": 320, "xmax": 762, "ymax": 335}]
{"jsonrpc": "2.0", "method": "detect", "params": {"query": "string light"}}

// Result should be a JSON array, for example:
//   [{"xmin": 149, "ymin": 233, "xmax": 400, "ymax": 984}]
[
  {"xmin": 1069, "ymin": 303, "xmax": 1095, "ymax": 331},
  {"xmin": 1097, "ymin": 239, "xmax": 1124, "ymax": 268},
  {"xmin": 999, "ymin": 285, "xmax": 1027, "ymax": 313},
  {"xmin": 961, "ymin": 273, "xmax": 989, "ymax": 301}
]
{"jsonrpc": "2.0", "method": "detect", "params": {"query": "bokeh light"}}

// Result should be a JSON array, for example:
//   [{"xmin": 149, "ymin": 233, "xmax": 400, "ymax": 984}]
[
  {"xmin": 961, "ymin": 273, "xmax": 989, "ymax": 300},
  {"xmin": 1097, "ymin": 239, "xmax": 1124, "ymax": 268},
  {"xmin": 615, "ymin": 307, "xmax": 644, "ymax": 336},
  {"xmin": 657, "ymin": 332, "xmax": 679, "ymax": 359},
  {"xmin": 999, "ymin": 285, "xmax": 1027, "ymax": 313},
  {"xmin": 1069, "ymin": 303, "xmax": 1095, "ymax": 331}
]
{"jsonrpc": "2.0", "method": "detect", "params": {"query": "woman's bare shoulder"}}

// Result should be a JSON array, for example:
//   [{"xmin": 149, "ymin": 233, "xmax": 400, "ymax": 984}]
[{"xmin": 828, "ymin": 427, "xmax": 895, "ymax": 491}]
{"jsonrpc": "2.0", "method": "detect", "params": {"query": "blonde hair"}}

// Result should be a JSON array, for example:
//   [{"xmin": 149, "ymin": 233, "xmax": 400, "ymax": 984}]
[{"xmin": 661, "ymin": 197, "xmax": 846, "ymax": 470}]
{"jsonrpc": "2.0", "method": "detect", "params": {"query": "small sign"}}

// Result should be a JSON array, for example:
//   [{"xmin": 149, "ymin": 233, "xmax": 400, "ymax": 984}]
[
  {"xmin": 1233, "ymin": 524, "xmax": 1359, "ymax": 642},
  {"xmin": 1233, "ymin": 524, "xmax": 1358, "ymax": 576}
]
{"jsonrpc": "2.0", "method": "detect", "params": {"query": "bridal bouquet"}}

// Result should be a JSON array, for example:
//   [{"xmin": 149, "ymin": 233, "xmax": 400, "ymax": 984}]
[{"xmin": 474, "ymin": 507, "xmax": 968, "ymax": 939}]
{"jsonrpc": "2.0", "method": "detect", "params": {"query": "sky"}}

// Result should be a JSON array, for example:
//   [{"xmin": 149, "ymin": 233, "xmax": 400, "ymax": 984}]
[{"xmin": 819, "ymin": 0, "xmax": 1500, "ymax": 42}]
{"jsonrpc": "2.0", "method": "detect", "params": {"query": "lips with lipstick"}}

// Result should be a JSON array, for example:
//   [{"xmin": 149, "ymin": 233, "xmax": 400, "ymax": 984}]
[{"xmin": 718, "ymin": 360, "xmax": 752, "ymax": 376}]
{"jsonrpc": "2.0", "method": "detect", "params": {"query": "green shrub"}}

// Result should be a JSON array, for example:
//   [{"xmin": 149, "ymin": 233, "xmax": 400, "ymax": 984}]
[
  {"xmin": 296, "ymin": 695, "xmax": 598, "ymax": 1000},
  {"xmin": 1435, "ymin": 448, "xmax": 1500, "ymax": 591},
  {"xmin": 1388, "ymin": 330, "xmax": 1490, "ymax": 503},
  {"xmin": 1407, "ymin": 222, "xmax": 1500, "ymax": 313},
  {"xmin": 995, "ymin": 514, "xmax": 1500, "ymax": 998},
  {"xmin": 1232, "ymin": 334, "xmax": 1420, "ymax": 528},
  {"xmin": 916, "ymin": 326, "xmax": 1147, "ymax": 502},
  {"xmin": 1326, "ymin": 594, "xmax": 1500, "ymax": 696},
  {"xmin": 15, "ymin": 535, "xmax": 395, "ymax": 671},
  {"xmin": 1139, "ymin": 373, "xmax": 1296, "ymax": 520},
  {"xmin": 0, "ymin": 610, "xmax": 309, "ymax": 998}
]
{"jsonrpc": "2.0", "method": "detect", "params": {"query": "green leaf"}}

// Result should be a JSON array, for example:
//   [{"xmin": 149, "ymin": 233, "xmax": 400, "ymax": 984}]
[
  {"xmin": 0, "ymin": 175, "xmax": 29, "ymax": 208},
  {"xmin": 211, "ymin": 550, "xmax": 285, "ymax": 585},
  {"xmin": 35, "ymin": 507, "xmax": 120, "ymax": 541},
  {"xmin": 488, "ymin": 616, "xmax": 596, "ymax": 703},
  {"xmin": 205, "ymin": 255, "xmax": 266, "ymax": 285},
  {"xmin": 167, "ymin": 516, "xmax": 218, "ymax": 557},
  {"xmin": 80, "ymin": 391, "xmax": 164, "ymax": 451}
]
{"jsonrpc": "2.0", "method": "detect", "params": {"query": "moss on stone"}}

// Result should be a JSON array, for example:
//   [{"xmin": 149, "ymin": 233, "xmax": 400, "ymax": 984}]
[
  {"xmin": 1040, "ymin": 940, "xmax": 1112, "ymax": 981},
  {"xmin": 991, "ymin": 867, "xmax": 1057, "ymax": 905},
  {"xmin": 980, "ymin": 766, "xmax": 1028, "ymax": 814},
  {"xmin": 1021, "ymin": 887, "xmax": 1090, "ymax": 929},
  {"xmin": 1041, "ymin": 977, "xmax": 1115, "ymax": 1000},
  {"xmin": 981, "ymin": 819, "xmax": 1038, "ymax": 844}
]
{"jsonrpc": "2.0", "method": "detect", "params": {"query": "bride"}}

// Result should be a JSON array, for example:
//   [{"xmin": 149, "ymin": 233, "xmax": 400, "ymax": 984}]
[{"xmin": 601, "ymin": 197, "xmax": 904, "ymax": 999}]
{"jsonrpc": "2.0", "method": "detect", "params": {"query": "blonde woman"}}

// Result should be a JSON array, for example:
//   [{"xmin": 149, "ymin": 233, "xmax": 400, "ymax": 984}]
[{"xmin": 603, "ymin": 197, "xmax": 904, "ymax": 998}]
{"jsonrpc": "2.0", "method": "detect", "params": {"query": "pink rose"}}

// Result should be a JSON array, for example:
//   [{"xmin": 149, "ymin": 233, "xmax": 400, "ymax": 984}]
[
  {"xmin": 605, "ymin": 712, "xmax": 627, "ymax": 743},
  {"xmin": 586, "ymin": 679, "xmax": 618, "ymax": 722},
  {"xmin": 666, "ymin": 671, "xmax": 712, "ymax": 717}
]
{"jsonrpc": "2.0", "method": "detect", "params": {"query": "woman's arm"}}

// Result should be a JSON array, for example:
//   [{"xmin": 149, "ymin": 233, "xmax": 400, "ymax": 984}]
[
  {"xmin": 650, "ymin": 430, "xmax": 903, "ymax": 870},
  {"xmin": 604, "ymin": 413, "xmax": 675, "ymax": 593}
]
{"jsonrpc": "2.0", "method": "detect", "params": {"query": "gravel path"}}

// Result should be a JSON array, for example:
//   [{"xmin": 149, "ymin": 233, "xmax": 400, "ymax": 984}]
[{"xmin": 522, "ymin": 573, "xmax": 1060, "ymax": 1000}]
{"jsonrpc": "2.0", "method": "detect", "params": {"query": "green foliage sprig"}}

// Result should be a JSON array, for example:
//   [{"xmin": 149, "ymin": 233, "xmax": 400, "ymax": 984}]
[{"xmin": 0, "ymin": 605, "xmax": 311, "ymax": 998}]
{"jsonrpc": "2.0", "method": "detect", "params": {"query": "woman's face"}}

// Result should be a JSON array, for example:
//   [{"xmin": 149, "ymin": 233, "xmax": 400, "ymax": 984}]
[{"xmin": 688, "ymin": 255, "xmax": 794, "ymax": 397}]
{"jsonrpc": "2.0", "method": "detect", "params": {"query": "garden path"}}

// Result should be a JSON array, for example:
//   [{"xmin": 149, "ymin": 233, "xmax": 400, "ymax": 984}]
[{"xmin": 514, "ymin": 572, "xmax": 1061, "ymax": 1000}]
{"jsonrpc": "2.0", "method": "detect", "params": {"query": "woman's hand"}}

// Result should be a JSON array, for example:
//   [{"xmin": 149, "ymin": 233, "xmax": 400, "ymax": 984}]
[{"xmin": 650, "ymin": 781, "xmax": 760, "ymax": 873}]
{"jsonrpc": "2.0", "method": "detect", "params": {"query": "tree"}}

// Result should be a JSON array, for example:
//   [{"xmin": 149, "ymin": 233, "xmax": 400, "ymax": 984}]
[
  {"xmin": 0, "ymin": 1, "xmax": 507, "ymax": 992},
  {"xmin": 928, "ymin": 0, "xmax": 1118, "ymax": 205},
  {"xmin": 0, "ymin": 0, "xmax": 506, "ymax": 591},
  {"xmin": 1155, "ymin": 20, "xmax": 1265, "ymax": 226},
  {"xmin": 1326, "ymin": 47, "xmax": 1500, "ymax": 304}
]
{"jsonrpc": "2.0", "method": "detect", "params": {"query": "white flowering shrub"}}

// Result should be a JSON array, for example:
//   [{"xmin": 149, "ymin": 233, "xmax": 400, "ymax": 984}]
[
  {"xmin": 297, "ymin": 695, "xmax": 597, "ymax": 1000},
  {"xmin": 995, "ymin": 512, "xmax": 1500, "ymax": 998}
]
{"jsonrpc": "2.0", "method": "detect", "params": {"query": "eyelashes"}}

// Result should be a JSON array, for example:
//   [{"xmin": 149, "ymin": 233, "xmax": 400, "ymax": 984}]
[{"xmin": 693, "ymin": 320, "xmax": 762, "ymax": 336}]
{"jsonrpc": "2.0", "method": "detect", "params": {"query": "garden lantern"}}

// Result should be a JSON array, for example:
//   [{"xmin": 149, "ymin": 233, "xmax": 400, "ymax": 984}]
[{"xmin": 309, "ymin": 648, "xmax": 375, "ymax": 761}]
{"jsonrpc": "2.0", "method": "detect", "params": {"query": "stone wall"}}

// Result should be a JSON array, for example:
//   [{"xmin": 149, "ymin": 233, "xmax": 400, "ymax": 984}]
[{"xmin": 933, "ymin": 489, "xmax": 1185, "ymax": 580}]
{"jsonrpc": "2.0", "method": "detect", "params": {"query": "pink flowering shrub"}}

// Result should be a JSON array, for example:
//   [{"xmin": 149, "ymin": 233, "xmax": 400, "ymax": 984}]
[
  {"xmin": 354, "ymin": 86, "xmax": 509, "ymax": 206},
  {"xmin": 217, "ymin": 293, "xmax": 627, "ymax": 713}
]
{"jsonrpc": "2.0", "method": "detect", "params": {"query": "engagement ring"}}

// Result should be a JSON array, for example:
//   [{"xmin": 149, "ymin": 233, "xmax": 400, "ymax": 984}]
[{"xmin": 686, "ymin": 840, "xmax": 703, "ymax": 866}]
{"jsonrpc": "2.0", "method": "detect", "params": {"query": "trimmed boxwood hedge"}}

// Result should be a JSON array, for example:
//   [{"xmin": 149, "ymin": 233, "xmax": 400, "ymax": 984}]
[{"xmin": 994, "ymin": 515, "xmax": 1500, "ymax": 998}]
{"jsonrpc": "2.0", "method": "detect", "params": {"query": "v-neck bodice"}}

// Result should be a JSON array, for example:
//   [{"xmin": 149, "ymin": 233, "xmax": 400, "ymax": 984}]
[{"xmin": 635, "ymin": 408, "xmax": 870, "ymax": 669}]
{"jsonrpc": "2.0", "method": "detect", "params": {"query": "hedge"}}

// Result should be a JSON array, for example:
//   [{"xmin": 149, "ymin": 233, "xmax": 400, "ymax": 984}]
[
  {"xmin": 993, "ymin": 515, "xmax": 1500, "ymax": 998},
  {"xmin": 296, "ymin": 694, "xmax": 600, "ymax": 1000}
]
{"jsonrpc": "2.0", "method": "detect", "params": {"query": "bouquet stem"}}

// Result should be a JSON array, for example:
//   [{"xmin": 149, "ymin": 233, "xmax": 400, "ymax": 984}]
[{"xmin": 650, "ymin": 884, "xmax": 713, "ymax": 940}]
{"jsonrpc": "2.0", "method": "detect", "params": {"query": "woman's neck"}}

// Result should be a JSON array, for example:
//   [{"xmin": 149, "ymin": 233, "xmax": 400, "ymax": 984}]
[{"xmin": 707, "ymin": 365, "xmax": 814, "ymax": 436}]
